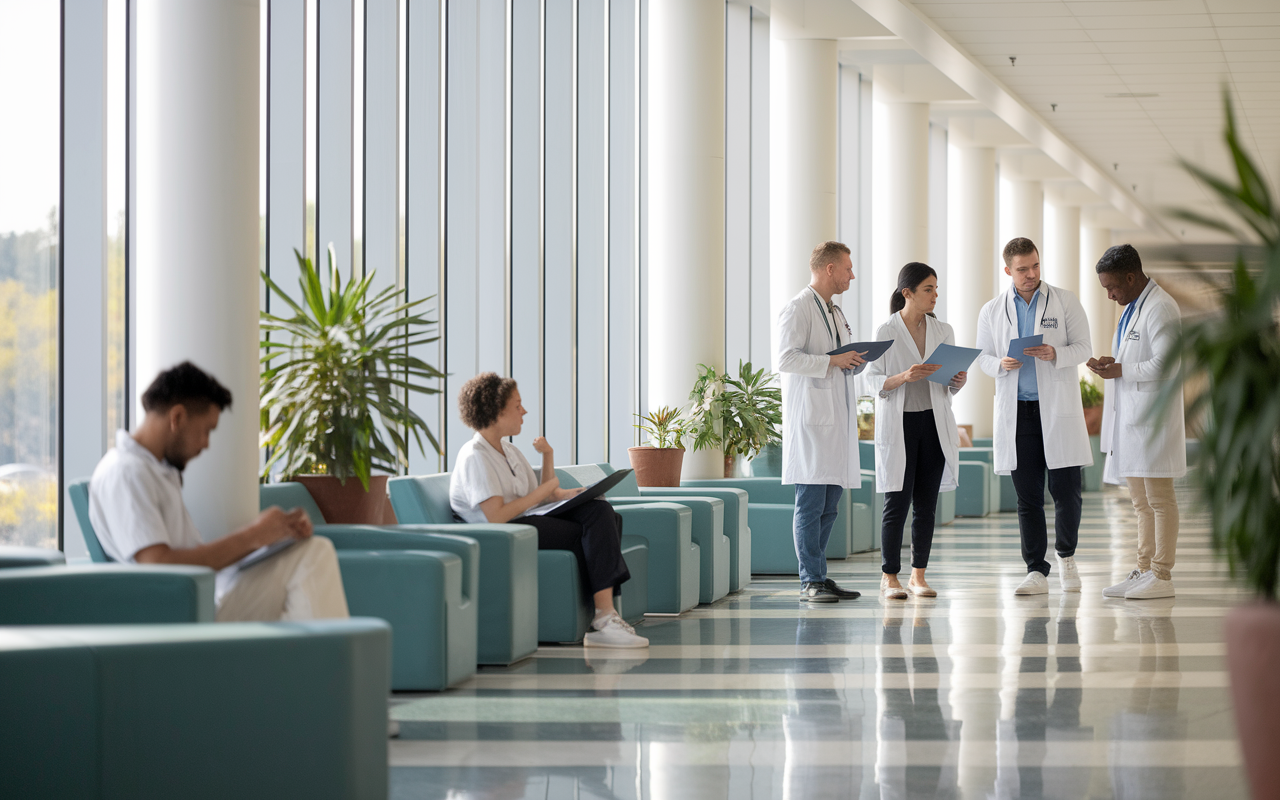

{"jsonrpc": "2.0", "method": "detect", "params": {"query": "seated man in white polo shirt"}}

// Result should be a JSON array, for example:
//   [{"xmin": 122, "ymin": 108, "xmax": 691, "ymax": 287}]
[{"xmin": 89, "ymin": 361, "xmax": 349, "ymax": 622}]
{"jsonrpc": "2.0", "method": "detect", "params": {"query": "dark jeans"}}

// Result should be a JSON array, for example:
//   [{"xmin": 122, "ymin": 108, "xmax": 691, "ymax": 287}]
[
  {"xmin": 793, "ymin": 483, "xmax": 843, "ymax": 584},
  {"xmin": 513, "ymin": 499, "xmax": 630, "ymax": 596},
  {"xmin": 1012, "ymin": 400, "xmax": 1083, "ymax": 576},
  {"xmin": 881, "ymin": 410, "xmax": 946, "ymax": 575}
]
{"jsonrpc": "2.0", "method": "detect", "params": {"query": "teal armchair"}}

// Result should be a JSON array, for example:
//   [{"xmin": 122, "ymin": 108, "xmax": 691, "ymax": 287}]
[
  {"xmin": 549, "ymin": 468, "xmax": 699, "ymax": 614},
  {"xmin": 0, "ymin": 545, "xmax": 66, "ymax": 569},
  {"xmin": 958, "ymin": 447, "xmax": 1016, "ymax": 512},
  {"xmin": 0, "ymin": 563, "xmax": 216, "ymax": 624},
  {"xmin": 0, "ymin": 619, "xmax": 390, "ymax": 799},
  {"xmin": 259, "ymin": 482, "xmax": 478, "ymax": 689},
  {"xmin": 387, "ymin": 473, "xmax": 653, "ymax": 641},
  {"xmin": 559, "ymin": 463, "xmax": 735, "ymax": 602}
]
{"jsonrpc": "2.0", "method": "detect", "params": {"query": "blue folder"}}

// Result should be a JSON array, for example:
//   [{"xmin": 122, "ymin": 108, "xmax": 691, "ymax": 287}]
[
  {"xmin": 1007, "ymin": 334, "xmax": 1044, "ymax": 362},
  {"xmin": 827, "ymin": 340, "xmax": 893, "ymax": 375},
  {"xmin": 921, "ymin": 344, "xmax": 982, "ymax": 386}
]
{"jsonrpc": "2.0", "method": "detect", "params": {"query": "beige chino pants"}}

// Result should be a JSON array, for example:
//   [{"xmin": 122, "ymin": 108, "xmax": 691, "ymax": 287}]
[
  {"xmin": 217, "ymin": 536, "xmax": 350, "ymax": 622},
  {"xmin": 1125, "ymin": 477, "xmax": 1179, "ymax": 581}
]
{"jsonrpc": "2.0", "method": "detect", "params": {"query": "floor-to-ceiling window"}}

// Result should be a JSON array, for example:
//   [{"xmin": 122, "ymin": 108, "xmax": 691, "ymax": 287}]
[{"xmin": 0, "ymin": 2, "xmax": 60, "ymax": 549}]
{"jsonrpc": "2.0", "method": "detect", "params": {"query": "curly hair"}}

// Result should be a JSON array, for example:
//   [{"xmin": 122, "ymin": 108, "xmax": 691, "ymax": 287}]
[
  {"xmin": 457, "ymin": 372, "xmax": 518, "ymax": 430},
  {"xmin": 141, "ymin": 361, "xmax": 233, "ymax": 414},
  {"xmin": 1095, "ymin": 243, "xmax": 1143, "ymax": 275}
]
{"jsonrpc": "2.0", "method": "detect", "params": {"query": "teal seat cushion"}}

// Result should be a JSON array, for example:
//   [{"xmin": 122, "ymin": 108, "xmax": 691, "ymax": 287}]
[
  {"xmin": 0, "ymin": 619, "xmax": 390, "ymax": 799},
  {"xmin": 0, "ymin": 545, "xmax": 66, "ymax": 569},
  {"xmin": 0, "ymin": 564, "xmax": 216, "ymax": 624}
]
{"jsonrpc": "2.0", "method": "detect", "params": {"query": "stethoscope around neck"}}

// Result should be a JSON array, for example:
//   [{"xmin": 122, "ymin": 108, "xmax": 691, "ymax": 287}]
[{"xmin": 1004, "ymin": 283, "xmax": 1052, "ymax": 329}]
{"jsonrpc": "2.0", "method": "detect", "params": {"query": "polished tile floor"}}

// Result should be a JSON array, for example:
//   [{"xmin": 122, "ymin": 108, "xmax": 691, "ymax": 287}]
[{"xmin": 389, "ymin": 483, "xmax": 1248, "ymax": 799}]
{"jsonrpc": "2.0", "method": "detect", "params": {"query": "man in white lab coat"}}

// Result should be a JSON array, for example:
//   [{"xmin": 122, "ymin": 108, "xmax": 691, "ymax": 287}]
[
  {"xmin": 1087, "ymin": 244, "xmax": 1186, "ymax": 600},
  {"xmin": 777, "ymin": 241, "xmax": 866, "ymax": 603},
  {"xmin": 976, "ymin": 238, "xmax": 1093, "ymax": 596}
]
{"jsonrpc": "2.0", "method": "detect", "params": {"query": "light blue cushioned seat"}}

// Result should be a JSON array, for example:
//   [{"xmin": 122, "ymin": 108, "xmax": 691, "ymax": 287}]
[
  {"xmin": 560, "ymin": 463, "xmax": 732, "ymax": 604},
  {"xmin": 552, "ymin": 468, "xmax": 698, "ymax": 614},
  {"xmin": 0, "ymin": 563, "xmax": 216, "ymax": 624},
  {"xmin": 258, "ymin": 482, "xmax": 477, "ymax": 688},
  {"xmin": 586, "ymin": 462, "xmax": 752, "ymax": 594},
  {"xmin": 957, "ymin": 448, "xmax": 1015, "ymax": 512},
  {"xmin": 0, "ymin": 544, "xmax": 67, "ymax": 569},
  {"xmin": 1083, "ymin": 434, "xmax": 1104, "ymax": 492},
  {"xmin": 0, "ymin": 619, "xmax": 390, "ymax": 800},
  {"xmin": 956, "ymin": 461, "xmax": 994, "ymax": 516},
  {"xmin": 679, "ymin": 477, "xmax": 861, "ymax": 574},
  {"xmin": 71, "ymin": 477, "xmax": 471, "ymax": 689},
  {"xmin": 388, "ymin": 473, "xmax": 655, "ymax": 639}
]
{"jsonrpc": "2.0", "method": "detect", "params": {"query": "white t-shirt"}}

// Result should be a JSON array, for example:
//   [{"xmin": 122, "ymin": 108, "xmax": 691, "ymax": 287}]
[
  {"xmin": 89, "ymin": 429, "xmax": 238, "ymax": 601},
  {"xmin": 450, "ymin": 432, "xmax": 542, "ymax": 524}
]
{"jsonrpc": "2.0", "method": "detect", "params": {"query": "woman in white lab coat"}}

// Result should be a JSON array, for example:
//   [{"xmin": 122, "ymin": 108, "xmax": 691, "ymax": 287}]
[{"xmin": 866, "ymin": 263, "xmax": 965, "ymax": 599}]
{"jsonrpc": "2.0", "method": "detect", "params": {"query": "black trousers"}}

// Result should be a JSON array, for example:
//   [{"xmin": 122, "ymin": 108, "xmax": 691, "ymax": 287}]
[
  {"xmin": 513, "ymin": 499, "xmax": 631, "ymax": 596},
  {"xmin": 881, "ymin": 410, "xmax": 946, "ymax": 575},
  {"xmin": 1011, "ymin": 400, "xmax": 1082, "ymax": 576}
]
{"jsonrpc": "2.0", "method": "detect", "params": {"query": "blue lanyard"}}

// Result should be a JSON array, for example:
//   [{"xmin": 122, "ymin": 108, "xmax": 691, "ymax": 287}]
[{"xmin": 1115, "ymin": 291, "xmax": 1147, "ymax": 351}]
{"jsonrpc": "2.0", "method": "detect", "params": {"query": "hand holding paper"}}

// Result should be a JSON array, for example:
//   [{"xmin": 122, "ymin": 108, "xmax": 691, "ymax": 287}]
[{"xmin": 922, "ymin": 344, "xmax": 983, "ymax": 386}]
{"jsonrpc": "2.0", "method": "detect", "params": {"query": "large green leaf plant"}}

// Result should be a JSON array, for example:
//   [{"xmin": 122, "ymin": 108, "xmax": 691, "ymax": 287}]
[
  {"xmin": 685, "ymin": 360, "xmax": 783, "ymax": 462},
  {"xmin": 260, "ymin": 246, "xmax": 444, "ymax": 490},
  {"xmin": 1164, "ymin": 94, "xmax": 1280, "ymax": 599}
]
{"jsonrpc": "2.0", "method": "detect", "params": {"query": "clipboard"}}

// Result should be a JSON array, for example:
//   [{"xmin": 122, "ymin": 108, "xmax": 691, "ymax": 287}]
[
  {"xmin": 1007, "ymin": 334, "xmax": 1044, "ymax": 363},
  {"xmin": 235, "ymin": 538, "xmax": 299, "ymax": 572},
  {"xmin": 826, "ymin": 340, "xmax": 894, "ymax": 376},
  {"xmin": 534, "ymin": 469, "xmax": 634, "ymax": 518},
  {"xmin": 920, "ymin": 344, "xmax": 982, "ymax": 386}
]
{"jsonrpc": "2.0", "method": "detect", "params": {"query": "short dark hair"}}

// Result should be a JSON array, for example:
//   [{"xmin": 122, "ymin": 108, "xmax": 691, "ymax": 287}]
[
  {"xmin": 1002, "ymin": 237, "xmax": 1039, "ymax": 267},
  {"xmin": 457, "ymin": 372, "xmax": 518, "ymax": 431},
  {"xmin": 1095, "ymin": 243, "xmax": 1143, "ymax": 275},
  {"xmin": 809, "ymin": 240, "xmax": 851, "ymax": 272},
  {"xmin": 141, "ymin": 361, "xmax": 233, "ymax": 414}
]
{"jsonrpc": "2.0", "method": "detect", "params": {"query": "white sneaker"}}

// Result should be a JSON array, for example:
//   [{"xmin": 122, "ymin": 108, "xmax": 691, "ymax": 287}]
[
  {"xmin": 1103, "ymin": 569, "xmax": 1148, "ymax": 598},
  {"xmin": 1126, "ymin": 574, "xmax": 1175, "ymax": 600},
  {"xmin": 1055, "ymin": 555, "xmax": 1082, "ymax": 593},
  {"xmin": 584, "ymin": 612, "xmax": 649, "ymax": 648},
  {"xmin": 1014, "ymin": 572, "xmax": 1049, "ymax": 595}
]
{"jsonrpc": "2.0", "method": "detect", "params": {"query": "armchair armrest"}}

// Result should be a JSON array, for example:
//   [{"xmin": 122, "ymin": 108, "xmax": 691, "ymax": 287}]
[
  {"xmin": 681, "ymin": 478, "xmax": 797, "ymax": 506},
  {"xmin": 0, "ymin": 564, "xmax": 215, "ymax": 624},
  {"xmin": 318, "ymin": 527, "xmax": 480, "ymax": 601}
]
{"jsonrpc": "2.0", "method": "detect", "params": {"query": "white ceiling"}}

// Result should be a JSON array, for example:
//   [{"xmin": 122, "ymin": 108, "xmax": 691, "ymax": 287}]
[{"xmin": 901, "ymin": 0, "xmax": 1280, "ymax": 242}]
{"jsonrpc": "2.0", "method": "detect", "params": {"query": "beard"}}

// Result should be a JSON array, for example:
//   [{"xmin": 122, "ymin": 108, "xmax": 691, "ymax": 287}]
[{"xmin": 164, "ymin": 445, "xmax": 189, "ymax": 472}]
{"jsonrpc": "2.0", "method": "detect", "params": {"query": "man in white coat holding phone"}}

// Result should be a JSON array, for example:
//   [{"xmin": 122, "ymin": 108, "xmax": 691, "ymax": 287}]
[
  {"xmin": 976, "ymin": 238, "xmax": 1093, "ymax": 596},
  {"xmin": 1087, "ymin": 244, "xmax": 1186, "ymax": 600},
  {"xmin": 777, "ymin": 241, "xmax": 866, "ymax": 603}
]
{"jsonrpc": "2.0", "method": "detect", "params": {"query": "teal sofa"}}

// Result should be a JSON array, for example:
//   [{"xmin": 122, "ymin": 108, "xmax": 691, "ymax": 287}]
[
  {"xmin": 388, "ymin": 472, "xmax": 659, "ymax": 638},
  {"xmin": 68, "ymin": 478, "xmax": 472, "ymax": 691},
  {"xmin": 258, "ymin": 482, "xmax": 478, "ymax": 688},
  {"xmin": 0, "ymin": 563, "xmax": 216, "ymax": 624},
  {"xmin": 0, "ymin": 545, "xmax": 66, "ymax": 568},
  {"xmin": 959, "ymin": 447, "xmax": 1018, "ymax": 512},
  {"xmin": 559, "ymin": 463, "xmax": 738, "ymax": 602},
  {"xmin": 0, "ymin": 619, "xmax": 390, "ymax": 799}
]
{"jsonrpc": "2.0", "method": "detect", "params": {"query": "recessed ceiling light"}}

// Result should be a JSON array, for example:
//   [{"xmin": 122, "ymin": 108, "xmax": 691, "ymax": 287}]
[{"xmin": 1105, "ymin": 92, "xmax": 1160, "ymax": 98}]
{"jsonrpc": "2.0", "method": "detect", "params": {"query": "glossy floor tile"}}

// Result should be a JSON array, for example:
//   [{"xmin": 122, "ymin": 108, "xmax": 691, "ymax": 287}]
[{"xmin": 388, "ymin": 484, "xmax": 1249, "ymax": 799}]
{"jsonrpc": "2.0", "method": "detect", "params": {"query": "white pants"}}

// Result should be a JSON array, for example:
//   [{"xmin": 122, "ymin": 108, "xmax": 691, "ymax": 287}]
[{"xmin": 216, "ymin": 536, "xmax": 350, "ymax": 622}]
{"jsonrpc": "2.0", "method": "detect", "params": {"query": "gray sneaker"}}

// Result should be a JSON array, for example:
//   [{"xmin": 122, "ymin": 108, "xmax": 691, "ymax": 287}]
[{"xmin": 800, "ymin": 581, "xmax": 839, "ymax": 603}]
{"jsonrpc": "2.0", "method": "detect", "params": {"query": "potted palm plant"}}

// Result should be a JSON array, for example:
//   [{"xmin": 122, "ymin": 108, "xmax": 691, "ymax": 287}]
[
  {"xmin": 1164, "ymin": 95, "xmax": 1280, "ymax": 798},
  {"xmin": 686, "ymin": 361, "xmax": 783, "ymax": 479},
  {"xmin": 629, "ymin": 406, "xmax": 687, "ymax": 487},
  {"xmin": 260, "ymin": 246, "xmax": 443, "ymax": 523},
  {"xmin": 1080, "ymin": 376, "xmax": 1103, "ymax": 436}
]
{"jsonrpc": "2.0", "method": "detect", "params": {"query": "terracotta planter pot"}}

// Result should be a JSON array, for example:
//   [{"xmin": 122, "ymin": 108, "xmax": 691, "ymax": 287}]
[
  {"xmin": 291, "ymin": 475, "xmax": 391, "ymax": 525},
  {"xmin": 627, "ymin": 447, "xmax": 684, "ymax": 487},
  {"xmin": 1083, "ymin": 405, "xmax": 1103, "ymax": 436},
  {"xmin": 1225, "ymin": 602, "xmax": 1280, "ymax": 799}
]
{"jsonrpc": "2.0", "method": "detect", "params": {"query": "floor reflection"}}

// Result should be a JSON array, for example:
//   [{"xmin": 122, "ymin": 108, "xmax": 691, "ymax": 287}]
[
  {"xmin": 782, "ymin": 614, "xmax": 863, "ymax": 799},
  {"xmin": 1112, "ymin": 600, "xmax": 1186, "ymax": 800}
]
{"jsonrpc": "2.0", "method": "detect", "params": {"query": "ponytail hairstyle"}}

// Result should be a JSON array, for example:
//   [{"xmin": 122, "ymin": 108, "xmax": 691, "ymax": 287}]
[{"xmin": 889, "ymin": 262, "xmax": 939, "ymax": 316}]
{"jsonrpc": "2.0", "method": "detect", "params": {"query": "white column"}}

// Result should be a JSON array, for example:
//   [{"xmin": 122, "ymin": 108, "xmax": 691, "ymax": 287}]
[
  {"xmin": 947, "ymin": 146, "xmax": 996, "ymax": 438},
  {"xmin": 769, "ymin": 37, "xmax": 837, "ymax": 362},
  {"xmin": 137, "ymin": 0, "xmax": 260, "ymax": 540},
  {"xmin": 875, "ymin": 100, "xmax": 930, "ymax": 312},
  {"xmin": 1047, "ymin": 203, "xmax": 1081, "ymax": 294},
  {"xmin": 648, "ymin": 0, "xmax": 725, "ymax": 479},
  {"xmin": 1080, "ymin": 226, "xmax": 1115, "ymax": 358},
  {"xmin": 1006, "ymin": 179, "xmax": 1044, "ymax": 250}
]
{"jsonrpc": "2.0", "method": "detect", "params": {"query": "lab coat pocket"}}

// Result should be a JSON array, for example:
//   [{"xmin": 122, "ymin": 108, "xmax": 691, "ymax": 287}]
[{"xmin": 802, "ymin": 377, "xmax": 836, "ymax": 427}]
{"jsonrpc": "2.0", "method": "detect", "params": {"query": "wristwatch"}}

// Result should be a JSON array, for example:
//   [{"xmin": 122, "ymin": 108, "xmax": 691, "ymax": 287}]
[{"xmin": 878, "ymin": 388, "xmax": 892, "ymax": 400}]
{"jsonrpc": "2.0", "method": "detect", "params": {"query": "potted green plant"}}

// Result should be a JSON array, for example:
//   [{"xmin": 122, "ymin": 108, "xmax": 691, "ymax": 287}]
[
  {"xmin": 686, "ymin": 360, "xmax": 783, "ymax": 479},
  {"xmin": 1164, "ymin": 95, "xmax": 1280, "ymax": 797},
  {"xmin": 629, "ymin": 406, "xmax": 687, "ymax": 487},
  {"xmin": 1079, "ymin": 376, "xmax": 1103, "ymax": 436},
  {"xmin": 260, "ymin": 246, "xmax": 443, "ymax": 523}
]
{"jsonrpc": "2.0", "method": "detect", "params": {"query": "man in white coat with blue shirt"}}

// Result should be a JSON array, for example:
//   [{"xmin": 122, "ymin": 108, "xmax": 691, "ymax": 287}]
[
  {"xmin": 976, "ymin": 238, "xmax": 1094, "ymax": 596},
  {"xmin": 777, "ymin": 241, "xmax": 866, "ymax": 603},
  {"xmin": 1087, "ymin": 244, "xmax": 1186, "ymax": 600}
]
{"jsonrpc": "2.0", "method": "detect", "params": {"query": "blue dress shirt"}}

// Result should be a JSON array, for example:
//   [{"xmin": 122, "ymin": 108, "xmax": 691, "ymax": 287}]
[{"xmin": 1014, "ymin": 290, "xmax": 1039, "ymax": 401}]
